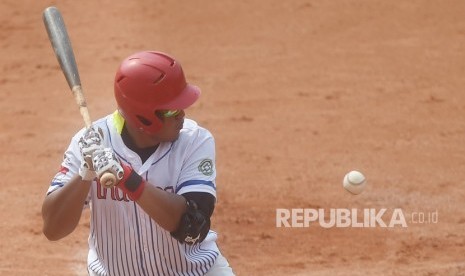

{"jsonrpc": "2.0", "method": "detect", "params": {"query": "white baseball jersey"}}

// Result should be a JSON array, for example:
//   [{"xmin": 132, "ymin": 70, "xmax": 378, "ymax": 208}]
[{"xmin": 48, "ymin": 111, "xmax": 220, "ymax": 276}]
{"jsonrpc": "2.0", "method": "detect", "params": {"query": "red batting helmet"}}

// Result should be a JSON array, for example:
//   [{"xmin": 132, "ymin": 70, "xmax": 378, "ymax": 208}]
[{"xmin": 114, "ymin": 51, "xmax": 200, "ymax": 134}]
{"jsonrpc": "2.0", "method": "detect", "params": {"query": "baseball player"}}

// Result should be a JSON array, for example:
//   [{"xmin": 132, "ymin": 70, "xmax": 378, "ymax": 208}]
[{"xmin": 41, "ymin": 51, "xmax": 235, "ymax": 276}]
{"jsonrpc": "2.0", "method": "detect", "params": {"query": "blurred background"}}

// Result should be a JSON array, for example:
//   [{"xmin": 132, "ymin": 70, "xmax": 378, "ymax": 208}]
[{"xmin": 1, "ymin": 0, "xmax": 464, "ymax": 275}]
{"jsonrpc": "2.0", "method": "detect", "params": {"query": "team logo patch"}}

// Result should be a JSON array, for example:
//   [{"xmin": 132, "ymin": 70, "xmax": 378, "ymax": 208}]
[{"xmin": 198, "ymin": 159, "xmax": 214, "ymax": 176}]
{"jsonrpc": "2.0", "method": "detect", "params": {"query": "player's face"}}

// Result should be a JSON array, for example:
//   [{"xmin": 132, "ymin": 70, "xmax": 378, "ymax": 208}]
[{"xmin": 152, "ymin": 109, "xmax": 185, "ymax": 142}]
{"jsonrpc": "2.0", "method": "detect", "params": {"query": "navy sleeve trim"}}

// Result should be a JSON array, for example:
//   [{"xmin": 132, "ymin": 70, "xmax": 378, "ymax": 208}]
[{"xmin": 175, "ymin": 180, "xmax": 215, "ymax": 193}]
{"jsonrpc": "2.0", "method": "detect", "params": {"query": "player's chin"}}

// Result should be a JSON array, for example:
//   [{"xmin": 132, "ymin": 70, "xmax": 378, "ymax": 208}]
[
  {"xmin": 173, "ymin": 128, "xmax": 183, "ymax": 139},
  {"xmin": 162, "ymin": 129, "xmax": 182, "ymax": 142}
]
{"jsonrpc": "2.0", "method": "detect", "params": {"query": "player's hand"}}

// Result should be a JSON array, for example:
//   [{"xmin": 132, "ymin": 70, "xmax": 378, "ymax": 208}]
[
  {"xmin": 78, "ymin": 126, "xmax": 104, "ymax": 181},
  {"xmin": 92, "ymin": 148, "xmax": 146, "ymax": 201}
]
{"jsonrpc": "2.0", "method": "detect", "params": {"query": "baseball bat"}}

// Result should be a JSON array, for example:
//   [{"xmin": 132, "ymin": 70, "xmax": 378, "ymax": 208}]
[{"xmin": 42, "ymin": 6, "xmax": 117, "ymax": 187}]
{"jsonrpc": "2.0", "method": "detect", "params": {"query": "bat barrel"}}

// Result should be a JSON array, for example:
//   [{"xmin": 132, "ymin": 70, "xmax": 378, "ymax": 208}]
[
  {"xmin": 42, "ymin": 6, "xmax": 81, "ymax": 89},
  {"xmin": 42, "ymin": 6, "xmax": 117, "ymax": 185}
]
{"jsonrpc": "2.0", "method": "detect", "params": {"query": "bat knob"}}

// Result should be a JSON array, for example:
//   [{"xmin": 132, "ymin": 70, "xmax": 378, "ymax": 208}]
[{"xmin": 100, "ymin": 172, "xmax": 117, "ymax": 188}]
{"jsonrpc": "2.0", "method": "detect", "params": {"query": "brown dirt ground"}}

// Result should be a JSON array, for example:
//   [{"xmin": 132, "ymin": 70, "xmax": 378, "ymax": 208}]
[{"xmin": 1, "ymin": 0, "xmax": 465, "ymax": 275}]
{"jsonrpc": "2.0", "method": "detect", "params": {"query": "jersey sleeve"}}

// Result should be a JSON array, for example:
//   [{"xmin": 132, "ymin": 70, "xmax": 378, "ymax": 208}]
[
  {"xmin": 175, "ymin": 130, "xmax": 217, "ymax": 198},
  {"xmin": 47, "ymin": 129, "xmax": 91, "ymax": 208}
]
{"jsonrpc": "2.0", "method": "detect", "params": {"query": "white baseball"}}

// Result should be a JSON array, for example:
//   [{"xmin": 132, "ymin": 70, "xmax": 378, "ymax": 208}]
[{"xmin": 343, "ymin": 170, "xmax": 366, "ymax": 195}]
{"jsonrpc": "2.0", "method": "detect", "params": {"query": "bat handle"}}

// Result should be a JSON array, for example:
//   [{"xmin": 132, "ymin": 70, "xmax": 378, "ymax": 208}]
[
  {"xmin": 72, "ymin": 85, "xmax": 92, "ymax": 129},
  {"xmin": 100, "ymin": 172, "xmax": 117, "ymax": 188}
]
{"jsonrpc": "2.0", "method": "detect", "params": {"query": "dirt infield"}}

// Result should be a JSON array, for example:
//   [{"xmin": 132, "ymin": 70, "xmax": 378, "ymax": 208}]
[{"xmin": 1, "ymin": 0, "xmax": 465, "ymax": 275}]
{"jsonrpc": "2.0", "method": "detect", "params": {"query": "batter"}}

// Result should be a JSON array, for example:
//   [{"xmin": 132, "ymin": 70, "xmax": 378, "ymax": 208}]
[{"xmin": 42, "ymin": 51, "xmax": 234, "ymax": 276}]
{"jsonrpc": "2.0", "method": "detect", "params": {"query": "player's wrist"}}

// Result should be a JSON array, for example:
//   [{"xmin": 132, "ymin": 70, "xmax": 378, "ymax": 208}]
[{"xmin": 117, "ymin": 163, "xmax": 146, "ymax": 201}]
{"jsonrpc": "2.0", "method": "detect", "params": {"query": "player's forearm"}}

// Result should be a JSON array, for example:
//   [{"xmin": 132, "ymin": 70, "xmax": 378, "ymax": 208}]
[
  {"xmin": 103, "ymin": 161, "xmax": 187, "ymax": 232},
  {"xmin": 136, "ymin": 185, "xmax": 187, "ymax": 232},
  {"xmin": 41, "ymin": 175, "xmax": 91, "ymax": 241}
]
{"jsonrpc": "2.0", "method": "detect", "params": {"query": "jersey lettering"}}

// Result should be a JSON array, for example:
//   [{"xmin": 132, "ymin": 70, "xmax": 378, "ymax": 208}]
[
  {"xmin": 96, "ymin": 180, "xmax": 174, "ymax": 202},
  {"xmin": 96, "ymin": 180, "xmax": 130, "ymax": 202}
]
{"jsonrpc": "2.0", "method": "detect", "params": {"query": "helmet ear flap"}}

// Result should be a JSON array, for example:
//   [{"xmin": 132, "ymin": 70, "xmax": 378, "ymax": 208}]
[
  {"xmin": 119, "ymin": 108, "xmax": 164, "ymax": 134},
  {"xmin": 136, "ymin": 115, "xmax": 152, "ymax": 126},
  {"xmin": 130, "ymin": 112, "xmax": 163, "ymax": 133}
]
